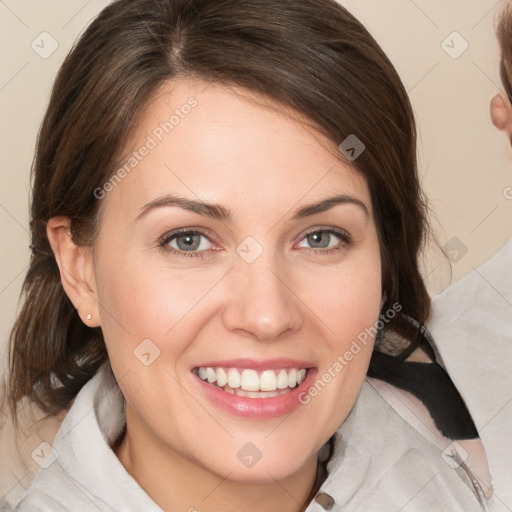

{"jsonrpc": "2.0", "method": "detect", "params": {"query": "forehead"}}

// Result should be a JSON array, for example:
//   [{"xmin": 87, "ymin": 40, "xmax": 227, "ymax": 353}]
[{"xmin": 103, "ymin": 77, "xmax": 372, "ymax": 220}]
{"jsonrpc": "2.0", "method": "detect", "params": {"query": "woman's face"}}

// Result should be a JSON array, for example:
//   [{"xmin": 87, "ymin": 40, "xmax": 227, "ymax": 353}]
[{"xmin": 92, "ymin": 77, "xmax": 383, "ymax": 483}]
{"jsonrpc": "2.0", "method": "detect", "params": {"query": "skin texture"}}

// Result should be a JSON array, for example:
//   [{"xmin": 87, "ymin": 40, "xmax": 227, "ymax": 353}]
[{"xmin": 47, "ymin": 77, "xmax": 384, "ymax": 512}]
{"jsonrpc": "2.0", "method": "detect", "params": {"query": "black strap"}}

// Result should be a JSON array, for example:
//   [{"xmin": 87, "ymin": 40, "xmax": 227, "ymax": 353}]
[{"xmin": 368, "ymin": 350, "xmax": 478, "ymax": 440}]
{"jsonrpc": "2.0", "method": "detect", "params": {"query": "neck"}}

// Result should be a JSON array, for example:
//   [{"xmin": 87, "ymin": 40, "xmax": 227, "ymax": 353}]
[{"xmin": 114, "ymin": 406, "xmax": 320, "ymax": 512}]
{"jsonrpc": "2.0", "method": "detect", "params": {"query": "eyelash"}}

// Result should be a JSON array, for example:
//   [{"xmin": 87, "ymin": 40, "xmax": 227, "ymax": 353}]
[{"xmin": 158, "ymin": 227, "xmax": 352, "ymax": 260}]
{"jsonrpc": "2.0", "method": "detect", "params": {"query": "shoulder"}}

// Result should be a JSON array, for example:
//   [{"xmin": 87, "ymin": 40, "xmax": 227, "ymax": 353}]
[
  {"xmin": 12, "ymin": 463, "xmax": 92, "ymax": 512},
  {"xmin": 9, "ymin": 364, "xmax": 122, "ymax": 512},
  {"xmin": 14, "ymin": 493, "xmax": 69, "ymax": 512},
  {"xmin": 323, "ymin": 380, "xmax": 489, "ymax": 511},
  {"xmin": 427, "ymin": 237, "xmax": 512, "ymax": 505}
]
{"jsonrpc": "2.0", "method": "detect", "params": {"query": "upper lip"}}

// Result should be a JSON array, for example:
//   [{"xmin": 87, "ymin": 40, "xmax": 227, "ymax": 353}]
[{"xmin": 192, "ymin": 358, "xmax": 315, "ymax": 371}]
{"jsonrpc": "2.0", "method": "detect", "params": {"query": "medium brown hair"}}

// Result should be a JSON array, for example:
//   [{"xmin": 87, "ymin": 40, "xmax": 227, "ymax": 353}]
[
  {"xmin": 7, "ymin": 0, "xmax": 432, "ymax": 419},
  {"xmin": 497, "ymin": 1, "xmax": 512, "ymax": 100}
]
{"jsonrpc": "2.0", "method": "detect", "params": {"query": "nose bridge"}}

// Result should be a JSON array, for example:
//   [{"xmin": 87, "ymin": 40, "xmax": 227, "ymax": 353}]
[{"xmin": 222, "ymin": 242, "xmax": 303, "ymax": 341}]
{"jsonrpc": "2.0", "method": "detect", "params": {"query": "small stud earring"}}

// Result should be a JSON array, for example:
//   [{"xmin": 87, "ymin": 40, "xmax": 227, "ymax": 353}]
[{"xmin": 86, "ymin": 314, "xmax": 92, "ymax": 320}]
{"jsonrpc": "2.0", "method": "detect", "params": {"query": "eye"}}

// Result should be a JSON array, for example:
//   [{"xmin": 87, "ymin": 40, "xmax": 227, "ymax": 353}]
[
  {"xmin": 295, "ymin": 228, "xmax": 351, "ymax": 254},
  {"xmin": 158, "ymin": 227, "xmax": 351, "ymax": 259},
  {"xmin": 159, "ymin": 229, "xmax": 216, "ymax": 258}
]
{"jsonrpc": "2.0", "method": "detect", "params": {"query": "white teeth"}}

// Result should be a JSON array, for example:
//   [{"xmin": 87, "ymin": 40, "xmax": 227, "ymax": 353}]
[
  {"xmin": 260, "ymin": 370, "xmax": 277, "ymax": 391},
  {"xmin": 288, "ymin": 368, "xmax": 297, "ymax": 388},
  {"xmin": 217, "ymin": 367, "xmax": 228, "ymax": 387},
  {"xmin": 234, "ymin": 388, "xmax": 290, "ymax": 398},
  {"xmin": 276, "ymin": 369, "xmax": 289, "ymax": 389},
  {"xmin": 206, "ymin": 367, "xmax": 217, "ymax": 383},
  {"xmin": 227, "ymin": 368, "xmax": 241, "ymax": 388},
  {"xmin": 241, "ymin": 369, "xmax": 260, "ymax": 391},
  {"xmin": 195, "ymin": 366, "xmax": 308, "ymax": 394}
]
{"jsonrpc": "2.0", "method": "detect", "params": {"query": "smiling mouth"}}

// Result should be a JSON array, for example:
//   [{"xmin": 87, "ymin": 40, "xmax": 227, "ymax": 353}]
[{"xmin": 193, "ymin": 366, "xmax": 309, "ymax": 398}]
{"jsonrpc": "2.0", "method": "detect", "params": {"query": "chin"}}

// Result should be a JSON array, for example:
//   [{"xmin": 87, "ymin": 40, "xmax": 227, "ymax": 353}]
[{"xmin": 199, "ymin": 438, "xmax": 315, "ymax": 484}]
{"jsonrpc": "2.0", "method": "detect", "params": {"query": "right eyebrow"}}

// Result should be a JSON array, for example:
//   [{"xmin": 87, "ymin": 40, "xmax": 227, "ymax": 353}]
[{"xmin": 136, "ymin": 194, "xmax": 236, "ymax": 223}]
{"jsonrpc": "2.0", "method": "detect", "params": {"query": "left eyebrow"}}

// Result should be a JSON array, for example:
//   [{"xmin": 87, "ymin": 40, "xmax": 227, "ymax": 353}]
[{"xmin": 290, "ymin": 194, "xmax": 369, "ymax": 220}]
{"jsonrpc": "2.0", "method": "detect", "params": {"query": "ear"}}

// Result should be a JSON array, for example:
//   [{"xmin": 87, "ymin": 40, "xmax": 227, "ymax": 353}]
[
  {"xmin": 490, "ymin": 93, "xmax": 511, "ymax": 131},
  {"xmin": 46, "ymin": 217, "xmax": 101, "ymax": 327}
]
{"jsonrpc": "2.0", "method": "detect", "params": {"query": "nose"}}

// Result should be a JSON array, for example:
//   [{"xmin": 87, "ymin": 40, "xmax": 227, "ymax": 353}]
[{"xmin": 222, "ymin": 257, "xmax": 303, "ymax": 343}]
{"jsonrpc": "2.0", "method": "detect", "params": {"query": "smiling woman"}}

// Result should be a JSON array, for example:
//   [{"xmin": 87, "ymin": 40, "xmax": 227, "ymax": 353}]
[{"xmin": 2, "ymin": 0, "xmax": 492, "ymax": 511}]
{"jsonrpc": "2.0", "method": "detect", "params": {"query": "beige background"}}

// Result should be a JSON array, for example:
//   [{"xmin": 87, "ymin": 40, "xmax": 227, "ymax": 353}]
[{"xmin": 1, "ymin": 0, "xmax": 512, "ymax": 504}]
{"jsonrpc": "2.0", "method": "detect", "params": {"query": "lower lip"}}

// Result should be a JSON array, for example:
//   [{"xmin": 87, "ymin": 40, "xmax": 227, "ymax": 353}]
[{"xmin": 193, "ymin": 369, "xmax": 318, "ymax": 419}]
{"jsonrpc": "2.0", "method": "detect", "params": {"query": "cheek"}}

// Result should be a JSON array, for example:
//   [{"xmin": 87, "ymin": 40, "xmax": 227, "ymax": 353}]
[
  {"xmin": 93, "ymin": 247, "xmax": 230, "ymax": 373},
  {"xmin": 94, "ymin": 255, "xmax": 187, "ymax": 357},
  {"xmin": 297, "ymin": 247, "xmax": 382, "ymax": 349},
  {"xmin": 295, "ymin": 243, "xmax": 382, "ymax": 423}
]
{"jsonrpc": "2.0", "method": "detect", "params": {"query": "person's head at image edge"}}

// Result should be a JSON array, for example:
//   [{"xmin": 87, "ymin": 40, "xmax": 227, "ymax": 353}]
[
  {"xmin": 6, "ymin": 0, "xmax": 432, "ymax": 509},
  {"xmin": 491, "ymin": 0, "xmax": 512, "ymax": 141}
]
